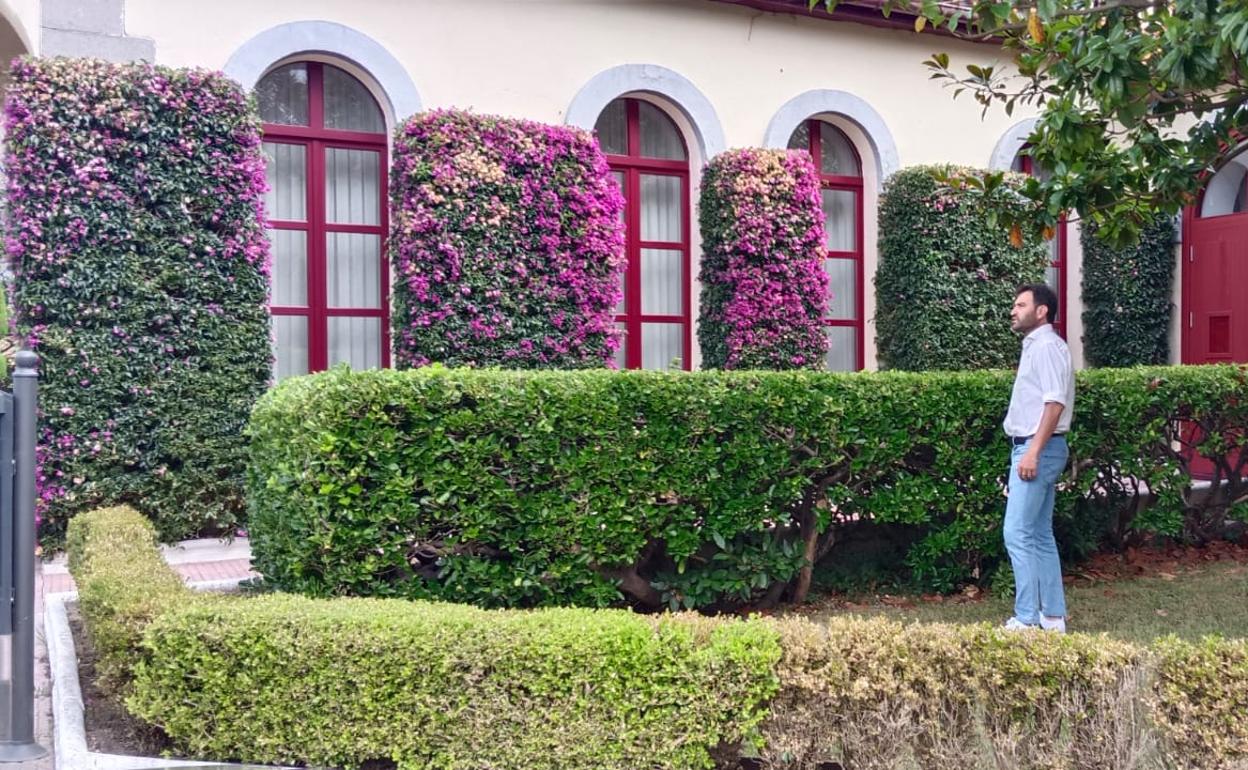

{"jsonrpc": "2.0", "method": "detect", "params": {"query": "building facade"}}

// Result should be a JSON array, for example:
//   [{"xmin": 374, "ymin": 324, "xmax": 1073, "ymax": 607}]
[{"xmin": 0, "ymin": 0, "xmax": 1236, "ymax": 373}]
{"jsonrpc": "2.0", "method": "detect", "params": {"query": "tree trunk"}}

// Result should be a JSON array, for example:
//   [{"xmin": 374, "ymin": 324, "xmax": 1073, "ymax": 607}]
[{"xmin": 791, "ymin": 505, "xmax": 819, "ymax": 605}]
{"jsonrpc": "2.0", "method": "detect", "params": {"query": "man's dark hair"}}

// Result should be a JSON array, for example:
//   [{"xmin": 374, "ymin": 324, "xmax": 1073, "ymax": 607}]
[{"xmin": 1016, "ymin": 283, "xmax": 1059, "ymax": 324}]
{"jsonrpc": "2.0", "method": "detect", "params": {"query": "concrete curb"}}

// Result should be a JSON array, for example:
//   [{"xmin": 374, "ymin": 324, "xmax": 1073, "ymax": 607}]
[{"xmin": 44, "ymin": 578, "xmax": 288, "ymax": 770}]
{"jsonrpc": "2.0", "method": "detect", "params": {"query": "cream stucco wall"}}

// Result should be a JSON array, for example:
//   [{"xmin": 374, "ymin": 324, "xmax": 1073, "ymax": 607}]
[
  {"xmin": 128, "ymin": 0, "xmax": 1026, "ymax": 164},
  {"xmin": 123, "ymin": 0, "xmax": 1049, "ymax": 370}
]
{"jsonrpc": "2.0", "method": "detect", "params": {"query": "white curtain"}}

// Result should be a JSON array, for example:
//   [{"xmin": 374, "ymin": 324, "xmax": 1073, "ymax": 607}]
[
  {"xmin": 274, "ymin": 316, "xmax": 309, "ymax": 381},
  {"xmin": 823, "ymin": 258, "xmax": 856, "ymax": 321},
  {"xmin": 613, "ymin": 323, "xmax": 629, "ymax": 369},
  {"xmin": 323, "ymin": 65, "xmax": 385, "ymax": 133},
  {"xmin": 326, "ymin": 233, "xmax": 381, "ymax": 308},
  {"xmin": 819, "ymin": 123, "xmax": 861, "ymax": 176},
  {"xmin": 594, "ymin": 100, "xmax": 627, "ymax": 155},
  {"xmin": 641, "ymin": 249, "xmax": 682, "ymax": 315},
  {"xmin": 824, "ymin": 326, "xmax": 857, "ymax": 372},
  {"xmin": 328, "ymin": 317, "xmax": 381, "ymax": 370},
  {"xmin": 268, "ymin": 229, "xmax": 308, "ymax": 307},
  {"xmin": 256, "ymin": 64, "xmax": 308, "ymax": 126},
  {"xmin": 263, "ymin": 142, "xmax": 307, "ymax": 222},
  {"xmin": 822, "ymin": 189, "xmax": 856, "ymax": 253},
  {"xmin": 325, "ymin": 148, "xmax": 380, "ymax": 225},
  {"xmin": 641, "ymin": 323, "xmax": 683, "ymax": 370},
  {"xmin": 638, "ymin": 102, "xmax": 686, "ymax": 160},
  {"xmin": 641, "ymin": 174, "xmax": 681, "ymax": 242}
]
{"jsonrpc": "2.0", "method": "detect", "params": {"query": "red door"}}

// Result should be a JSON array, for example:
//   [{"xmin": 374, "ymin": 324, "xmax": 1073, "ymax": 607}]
[
  {"xmin": 1182, "ymin": 208, "xmax": 1248, "ymax": 479},
  {"xmin": 1184, "ymin": 213, "xmax": 1248, "ymax": 365}
]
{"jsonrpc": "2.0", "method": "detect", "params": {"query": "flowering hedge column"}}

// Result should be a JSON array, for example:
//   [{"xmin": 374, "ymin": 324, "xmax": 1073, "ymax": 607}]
[
  {"xmin": 697, "ymin": 149, "xmax": 829, "ymax": 369},
  {"xmin": 389, "ymin": 110, "xmax": 625, "ymax": 368},
  {"xmin": 4, "ymin": 58, "xmax": 271, "ymax": 544}
]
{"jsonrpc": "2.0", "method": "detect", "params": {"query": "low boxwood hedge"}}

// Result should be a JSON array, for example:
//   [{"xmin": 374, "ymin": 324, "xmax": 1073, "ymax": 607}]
[
  {"xmin": 764, "ymin": 617, "xmax": 1248, "ymax": 770},
  {"xmin": 64, "ymin": 505, "xmax": 189, "ymax": 688},
  {"xmin": 70, "ymin": 506, "xmax": 780, "ymax": 770},
  {"xmin": 71, "ymin": 506, "xmax": 1248, "ymax": 770},
  {"xmin": 246, "ymin": 365, "xmax": 1248, "ymax": 608}
]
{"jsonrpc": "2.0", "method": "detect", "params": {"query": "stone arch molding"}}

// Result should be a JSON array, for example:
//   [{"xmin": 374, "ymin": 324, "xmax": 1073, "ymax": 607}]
[
  {"xmin": 763, "ymin": 90, "xmax": 900, "ymax": 181},
  {"xmin": 223, "ymin": 21, "xmax": 423, "ymax": 121},
  {"xmin": 989, "ymin": 117, "xmax": 1039, "ymax": 171},
  {"xmin": 565, "ymin": 64, "xmax": 727, "ymax": 161}
]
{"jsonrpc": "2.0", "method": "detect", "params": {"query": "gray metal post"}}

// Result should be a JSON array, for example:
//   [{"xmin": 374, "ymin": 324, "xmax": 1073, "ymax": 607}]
[{"xmin": 0, "ymin": 351, "xmax": 47, "ymax": 762}]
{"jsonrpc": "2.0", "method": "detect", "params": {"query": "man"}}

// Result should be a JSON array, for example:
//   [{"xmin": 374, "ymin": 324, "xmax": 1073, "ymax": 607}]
[{"xmin": 1002, "ymin": 283, "xmax": 1074, "ymax": 633}]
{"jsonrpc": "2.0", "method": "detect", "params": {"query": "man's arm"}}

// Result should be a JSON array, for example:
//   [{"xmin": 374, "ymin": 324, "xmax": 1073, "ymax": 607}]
[{"xmin": 1016, "ymin": 401, "xmax": 1064, "ymax": 482}]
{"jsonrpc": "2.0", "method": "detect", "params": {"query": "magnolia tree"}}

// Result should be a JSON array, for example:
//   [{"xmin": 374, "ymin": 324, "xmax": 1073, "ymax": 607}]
[{"xmin": 814, "ymin": 0, "xmax": 1248, "ymax": 246}]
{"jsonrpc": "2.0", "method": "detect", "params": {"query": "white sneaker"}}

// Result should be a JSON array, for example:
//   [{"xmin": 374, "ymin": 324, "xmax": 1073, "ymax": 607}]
[
  {"xmin": 1039, "ymin": 615, "xmax": 1067, "ymax": 633},
  {"xmin": 1003, "ymin": 617, "xmax": 1039, "ymax": 632}
]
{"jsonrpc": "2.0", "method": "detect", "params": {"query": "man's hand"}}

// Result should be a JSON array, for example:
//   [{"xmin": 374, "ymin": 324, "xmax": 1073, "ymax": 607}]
[{"xmin": 1017, "ymin": 451, "xmax": 1039, "ymax": 482}]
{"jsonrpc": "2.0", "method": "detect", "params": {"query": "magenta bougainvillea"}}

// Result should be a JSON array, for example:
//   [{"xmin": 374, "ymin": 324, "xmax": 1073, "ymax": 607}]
[
  {"xmin": 4, "ymin": 58, "xmax": 270, "ymax": 545},
  {"xmin": 697, "ymin": 149, "xmax": 829, "ymax": 369},
  {"xmin": 389, "ymin": 110, "xmax": 625, "ymax": 368}
]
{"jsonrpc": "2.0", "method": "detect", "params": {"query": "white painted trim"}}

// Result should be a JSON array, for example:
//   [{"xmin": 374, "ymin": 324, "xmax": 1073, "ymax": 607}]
[
  {"xmin": 223, "ymin": 20, "xmax": 422, "ymax": 121},
  {"xmin": 565, "ymin": 64, "xmax": 726, "ymax": 161},
  {"xmin": 763, "ymin": 90, "xmax": 900, "ymax": 181},
  {"xmin": 989, "ymin": 117, "xmax": 1039, "ymax": 171}
]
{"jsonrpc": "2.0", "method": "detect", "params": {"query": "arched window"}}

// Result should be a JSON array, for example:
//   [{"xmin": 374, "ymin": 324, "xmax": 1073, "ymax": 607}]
[
  {"xmin": 1012, "ymin": 151, "xmax": 1067, "ymax": 338},
  {"xmin": 788, "ymin": 120, "xmax": 864, "ymax": 371},
  {"xmin": 594, "ymin": 98, "xmax": 691, "ymax": 370},
  {"xmin": 258, "ymin": 61, "xmax": 389, "ymax": 381}
]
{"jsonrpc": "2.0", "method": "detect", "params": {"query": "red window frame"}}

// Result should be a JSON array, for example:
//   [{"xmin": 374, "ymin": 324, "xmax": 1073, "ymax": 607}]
[
  {"xmin": 601, "ymin": 99, "xmax": 692, "ymax": 370},
  {"xmin": 794, "ymin": 119, "xmax": 865, "ymax": 371},
  {"xmin": 1014, "ymin": 152, "xmax": 1067, "ymax": 339},
  {"xmin": 262, "ymin": 61, "xmax": 391, "ymax": 372}
]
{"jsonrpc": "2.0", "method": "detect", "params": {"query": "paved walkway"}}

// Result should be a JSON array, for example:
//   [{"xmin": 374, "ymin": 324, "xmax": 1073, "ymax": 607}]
[{"xmin": 29, "ymin": 538, "xmax": 257, "ymax": 770}]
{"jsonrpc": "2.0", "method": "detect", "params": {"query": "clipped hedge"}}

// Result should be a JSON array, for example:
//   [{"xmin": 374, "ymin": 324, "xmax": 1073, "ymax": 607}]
[
  {"xmin": 74, "ymin": 506, "xmax": 779, "ymax": 770},
  {"xmin": 389, "ymin": 109, "xmax": 625, "ymax": 369},
  {"xmin": 132, "ymin": 597, "xmax": 781, "ymax": 770},
  {"xmin": 77, "ymin": 506, "xmax": 1248, "ymax": 770},
  {"xmin": 762, "ymin": 617, "xmax": 1248, "ymax": 770},
  {"xmin": 697, "ymin": 149, "xmax": 828, "ymax": 369},
  {"xmin": 4, "ymin": 58, "xmax": 270, "ymax": 544},
  {"xmin": 1081, "ymin": 214, "xmax": 1176, "ymax": 367},
  {"xmin": 246, "ymin": 365, "xmax": 1248, "ymax": 606},
  {"xmin": 65, "ymin": 506, "xmax": 189, "ymax": 687},
  {"xmin": 876, "ymin": 165, "xmax": 1050, "ymax": 371},
  {"xmin": 1151, "ymin": 635, "xmax": 1248, "ymax": 766}
]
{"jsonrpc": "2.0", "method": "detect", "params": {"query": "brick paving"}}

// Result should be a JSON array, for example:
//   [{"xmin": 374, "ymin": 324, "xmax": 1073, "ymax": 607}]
[{"xmin": 29, "ymin": 540, "xmax": 256, "ymax": 769}]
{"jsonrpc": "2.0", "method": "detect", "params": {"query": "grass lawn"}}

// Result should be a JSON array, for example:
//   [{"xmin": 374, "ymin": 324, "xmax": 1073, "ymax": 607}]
[{"xmin": 798, "ymin": 546, "xmax": 1248, "ymax": 646}]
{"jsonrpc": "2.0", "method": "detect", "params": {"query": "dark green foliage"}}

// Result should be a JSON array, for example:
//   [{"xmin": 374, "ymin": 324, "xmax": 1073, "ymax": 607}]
[
  {"xmin": 247, "ymin": 365, "xmax": 1248, "ymax": 604},
  {"xmin": 1082, "ymin": 215, "xmax": 1176, "ymax": 367},
  {"xmin": 4, "ymin": 58, "xmax": 271, "ymax": 544},
  {"xmin": 876, "ymin": 165, "xmax": 1050, "ymax": 371}
]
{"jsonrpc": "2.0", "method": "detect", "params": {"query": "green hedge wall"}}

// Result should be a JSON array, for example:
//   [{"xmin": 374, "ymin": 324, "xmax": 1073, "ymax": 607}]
[
  {"xmin": 71, "ymin": 506, "xmax": 1248, "ymax": 770},
  {"xmin": 876, "ymin": 165, "xmax": 1050, "ymax": 371},
  {"xmin": 246, "ymin": 365, "xmax": 1248, "ymax": 607},
  {"xmin": 1081, "ymin": 214, "xmax": 1176, "ymax": 367},
  {"xmin": 4, "ymin": 58, "xmax": 271, "ymax": 544}
]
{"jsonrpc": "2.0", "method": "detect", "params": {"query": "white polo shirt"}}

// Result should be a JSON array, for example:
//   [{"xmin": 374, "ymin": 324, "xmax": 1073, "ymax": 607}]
[{"xmin": 1003, "ymin": 324, "xmax": 1074, "ymax": 438}]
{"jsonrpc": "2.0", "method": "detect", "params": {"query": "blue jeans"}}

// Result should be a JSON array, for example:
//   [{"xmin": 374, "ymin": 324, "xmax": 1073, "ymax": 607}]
[{"xmin": 1003, "ymin": 435, "xmax": 1068, "ymax": 625}]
